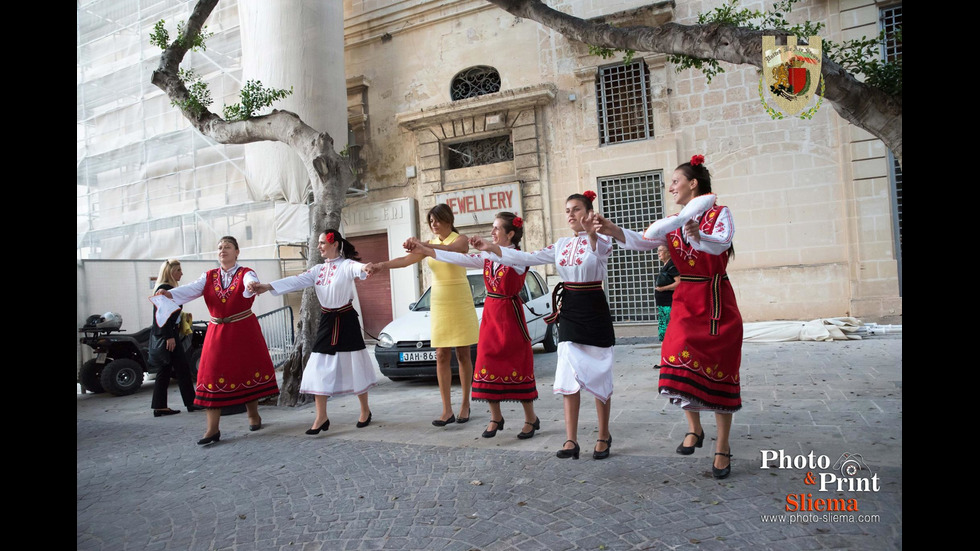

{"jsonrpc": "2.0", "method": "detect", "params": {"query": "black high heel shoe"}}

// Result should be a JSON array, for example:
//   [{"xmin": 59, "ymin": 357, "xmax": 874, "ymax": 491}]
[
  {"xmin": 556, "ymin": 440, "xmax": 580, "ymax": 459},
  {"xmin": 712, "ymin": 449, "xmax": 733, "ymax": 479},
  {"xmin": 305, "ymin": 419, "xmax": 330, "ymax": 435},
  {"xmin": 432, "ymin": 414, "xmax": 456, "ymax": 427},
  {"xmin": 593, "ymin": 435, "xmax": 612, "ymax": 460},
  {"xmin": 482, "ymin": 418, "xmax": 504, "ymax": 438},
  {"xmin": 517, "ymin": 417, "xmax": 540, "ymax": 440},
  {"xmin": 356, "ymin": 412, "xmax": 372, "ymax": 428},
  {"xmin": 675, "ymin": 430, "xmax": 705, "ymax": 455},
  {"xmin": 197, "ymin": 431, "xmax": 220, "ymax": 446}
]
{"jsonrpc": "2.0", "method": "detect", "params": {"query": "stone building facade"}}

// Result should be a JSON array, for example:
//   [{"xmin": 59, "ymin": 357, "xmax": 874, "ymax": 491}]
[{"xmin": 77, "ymin": 0, "xmax": 902, "ymax": 334}]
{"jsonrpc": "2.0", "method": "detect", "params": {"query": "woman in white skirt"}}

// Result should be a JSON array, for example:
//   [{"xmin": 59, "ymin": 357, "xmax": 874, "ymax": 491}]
[
  {"xmin": 471, "ymin": 192, "xmax": 616, "ymax": 459},
  {"xmin": 250, "ymin": 229, "xmax": 377, "ymax": 434}
]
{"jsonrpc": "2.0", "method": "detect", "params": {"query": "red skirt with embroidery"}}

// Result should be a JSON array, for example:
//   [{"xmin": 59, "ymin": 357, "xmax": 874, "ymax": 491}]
[
  {"xmin": 472, "ymin": 295, "xmax": 537, "ymax": 402},
  {"xmin": 658, "ymin": 276, "xmax": 742, "ymax": 412},
  {"xmin": 472, "ymin": 263, "xmax": 537, "ymax": 402},
  {"xmin": 194, "ymin": 268, "xmax": 279, "ymax": 407}
]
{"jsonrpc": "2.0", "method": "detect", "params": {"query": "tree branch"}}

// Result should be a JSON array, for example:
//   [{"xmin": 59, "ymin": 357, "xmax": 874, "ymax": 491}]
[
  {"xmin": 150, "ymin": 0, "xmax": 357, "ymax": 405},
  {"xmin": 487, "ymin": 0, "xmax": 901, "ymax": 166}
]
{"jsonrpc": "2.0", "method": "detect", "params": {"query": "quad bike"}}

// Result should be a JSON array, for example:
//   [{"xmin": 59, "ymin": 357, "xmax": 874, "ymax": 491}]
[{"xmin": 78, "ymin": 312, "xmax": 206, "ymax": 396}]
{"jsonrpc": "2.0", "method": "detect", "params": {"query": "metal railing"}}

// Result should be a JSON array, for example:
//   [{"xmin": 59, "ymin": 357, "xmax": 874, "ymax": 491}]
[{"xmin": 257, "ymin": 307, "xmax": 295, "ymax": 368}]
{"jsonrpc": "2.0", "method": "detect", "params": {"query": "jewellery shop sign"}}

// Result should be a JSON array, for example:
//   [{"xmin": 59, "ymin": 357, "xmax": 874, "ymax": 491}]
[{"xmin": 436, "ymin": 183, "xmax": 523, "ymax": 227}]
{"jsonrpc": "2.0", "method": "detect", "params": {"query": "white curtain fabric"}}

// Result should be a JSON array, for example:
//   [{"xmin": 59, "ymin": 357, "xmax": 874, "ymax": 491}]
[
  {"xmin": 238, "ymin": 0, "xmax": 348, "ymax": 233},
  {"xmin": 742, "ymin": 317, "xmax": 869, "ymax": 342}
]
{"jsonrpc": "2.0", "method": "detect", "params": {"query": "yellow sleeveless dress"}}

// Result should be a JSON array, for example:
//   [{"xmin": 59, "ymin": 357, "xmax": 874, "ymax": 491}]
[{"xmin": 427, "ymin": 232, "xmax": 479, "ymax": 348}]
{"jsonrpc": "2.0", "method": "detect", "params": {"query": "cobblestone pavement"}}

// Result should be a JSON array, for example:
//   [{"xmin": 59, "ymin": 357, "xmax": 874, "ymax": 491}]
[{"xmin": 77, "ymin": 337, "xmax": 902, "ymax": 550}]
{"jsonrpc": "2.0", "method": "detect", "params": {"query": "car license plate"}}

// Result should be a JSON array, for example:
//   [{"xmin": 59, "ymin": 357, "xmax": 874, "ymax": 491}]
[{"xmin": 400, "ymin": 351, "xmax": 436, "ymax": 362}]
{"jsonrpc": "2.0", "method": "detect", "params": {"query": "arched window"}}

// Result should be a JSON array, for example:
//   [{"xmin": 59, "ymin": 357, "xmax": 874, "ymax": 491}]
[{"xmin": 450, "ymin": 66, "xmax": 501, "ymax": 100}]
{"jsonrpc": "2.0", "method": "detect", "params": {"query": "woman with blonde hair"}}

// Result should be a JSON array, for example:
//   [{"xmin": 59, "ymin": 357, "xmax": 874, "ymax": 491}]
[{"xmin": 149, "ymin": 259, "xmax": 199, "ymax": 416}]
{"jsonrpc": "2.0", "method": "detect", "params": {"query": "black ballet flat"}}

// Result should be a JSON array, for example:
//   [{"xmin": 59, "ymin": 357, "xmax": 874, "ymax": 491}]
[
  {"xmin": 432, "ymin": 414, "xmax": 456, "ymax": 427},
  {"xmin": 456, "ymin": 408, "xmax": 470, "ymax": 424},
  {"xmin": 482, "ymin": 418, "xmax": 505, "ymax": 438},
  {"xmin": 153, "ymin": 408, "xmax": 181, "ymax": 417},
  {"xmin": 356, "ymin": 412, "xmax": 372, "ymax": 428},
  {"xmin": 249, "ymin": 422, "xmax": 262, "ymax": 432},
  {"xmin": 197, "ymin": 431, "xmax": 220, "ymax": 446},
  {"xmin": 556, "ymin": 440, "xmax": 580, "ymax": 460},
  {"xmin": 593, "ymin": 435, "xmax": 612, "ymax": 460},
  {"xmin": 676, "ymin": 430, "xmax": 704, "ymax": 455},
  {"xmin": 713, "ymin": 449, "xmax": 733, "ymax": 479},
  {"xmin": 517, "ymin": 417, "xmax": 540, "ymax": 440},
  {"xmin": 306, "ymin": 419, "xmax": 330, "ymax": 435}
]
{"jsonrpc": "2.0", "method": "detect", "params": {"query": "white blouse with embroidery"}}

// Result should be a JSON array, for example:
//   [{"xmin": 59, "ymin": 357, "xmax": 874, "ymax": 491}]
[
  {"xmin": 268, "ymin": 257, "xmax": 367, "ymax": 308},
  {"xmin": 169, "ymin": 263, "xmax": 260, "ymax": 306},
  {"xmin": 433, "ymin": 246, "xmax": 526, "ymax": 275},
  {"xmin": 618, "ymin": 207, "xmax": 735, "ymax": 256},
  {"xmin": 496, "ymin": 232, "xmax": 611, "ymax": 282}
]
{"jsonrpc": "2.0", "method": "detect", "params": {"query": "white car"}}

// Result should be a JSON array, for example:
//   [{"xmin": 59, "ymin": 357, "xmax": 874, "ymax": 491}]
[{"xmin": 374, "ymin": 269, "xmax": 557, "ymax": 380}]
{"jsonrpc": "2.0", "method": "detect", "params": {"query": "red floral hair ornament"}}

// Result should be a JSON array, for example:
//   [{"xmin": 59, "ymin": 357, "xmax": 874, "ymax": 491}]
[
  {"xmin": 690, "ymin": 155, "xmax": 705, "ymax": 166},
  {"xmin": 512, "ymin": 216, "xmax": 523, "ymax": 229},
  {"xmin": 583, "ymin": 190, "xmax": 597, "ymax": 202},
  {"xmin": 325, "ymin": 232, "xmax": 336, "ymax": 244}
]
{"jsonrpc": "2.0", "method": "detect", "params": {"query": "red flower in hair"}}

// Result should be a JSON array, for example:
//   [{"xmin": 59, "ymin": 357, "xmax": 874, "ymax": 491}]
[
  {"xmin": 583, "ymin": 190, "xmax": 597, "ymax": 202},
  {"xmin": 512, "ymin": 216, "xmax": 523, "ymax": 229},
  {"xmin": 325, "ymin": 232, "xmax": 336, "ymax": 244},
  {"xmin": 690, "ymin": 155, "xmax": 705, "ymax": 166}
]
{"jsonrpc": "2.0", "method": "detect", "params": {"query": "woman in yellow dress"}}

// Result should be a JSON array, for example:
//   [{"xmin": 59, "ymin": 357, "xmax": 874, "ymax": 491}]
[{"xmin": 371, "ymin": 204, "xmax": 480, "ymax": 426}]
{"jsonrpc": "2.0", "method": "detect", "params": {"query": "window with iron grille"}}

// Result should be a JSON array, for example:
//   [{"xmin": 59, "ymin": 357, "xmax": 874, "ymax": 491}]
[
  {"xmin": 599, "ymin": 171, "xmax": 664, "ymax": 323},
  {"xmin": 450, "ymin": 66, "xmax": 501, "ymax": 101},
  {"xmin": 596, "ymin": 61, "xmax": 654, "ymax": 145},
  {"xmin": 880, "ymin": 4, "xmax": 902, "ymax": 62},
  {"xmin": 444, "ymin": 135, "xmax": 514, "ymax": 170},
  {"xmin": 881, "ymin": 4, "xmax": 902, "ymax": 294}
]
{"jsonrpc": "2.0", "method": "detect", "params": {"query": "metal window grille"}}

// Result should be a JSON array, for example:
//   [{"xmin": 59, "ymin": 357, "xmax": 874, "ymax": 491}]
[
  {"xmin": 881, "ymin": 5, "xmax": 901, "ymax": 295},
  {"xmin": 450, "ymin": 66, "xmax": 502, "ymax": 101},
  {"xmin": 257, "ymin": 306, "xmax": 294, "ymax": 368},
  {"xmin": 596, "ymin": 61, "xmax": 654, "ymax": 145},
  {"xmin": 445, "ymin": 135, "xmax": 514, "ymax": 169},
  {"xmin": 598, "ymin": 171, "xmax": 664, "ymax": 323},
  {"xmin": 880, "ymin": 5, "xmax": 902, "ymax": 62},
  {"xmin": 889, "ymin": 151, "xmax": 902, "ymax": 295}
]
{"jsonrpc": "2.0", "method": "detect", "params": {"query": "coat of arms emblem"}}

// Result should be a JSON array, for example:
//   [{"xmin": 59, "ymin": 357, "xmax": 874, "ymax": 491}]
[{"xmin": 761, "ymin": 36, "xmax": 823, "ymax": 119}]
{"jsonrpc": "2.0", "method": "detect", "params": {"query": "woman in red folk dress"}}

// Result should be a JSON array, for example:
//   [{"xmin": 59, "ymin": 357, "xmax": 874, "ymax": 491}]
[
  {"xmin": 408, "ymin": 212, "xmax": 541, "ymax": 439},
  {"xmin": 597, "ymin": 156, "xmax": 742, "ymax": 478},
  {"xmin": 157, "ymin": 236, "xmax": 279, "ymax": 446}
]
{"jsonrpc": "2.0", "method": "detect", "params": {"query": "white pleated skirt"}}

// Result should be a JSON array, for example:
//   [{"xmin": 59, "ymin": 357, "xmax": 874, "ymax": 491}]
[
  {"xmin": 300, "ymin": 349, "xmax": 378, "ymax": 397},
  {"xmin": 552, "ymin": 342, "xmax": 614, "ymax": 403}
]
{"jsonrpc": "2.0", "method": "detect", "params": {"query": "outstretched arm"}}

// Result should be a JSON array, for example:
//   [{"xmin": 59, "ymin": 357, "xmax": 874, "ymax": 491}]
[
  {"xmin": 594, "ymin": 214, "xmax": 626, "ymax": 243},
  {"xmin": 371, "ymin": 252, "xmax": 425, "ymax": 273},
  {"xmin": 403, "ymin": 233, "xmax": 470, "ymax": 253},
  {"xmin": 470, "ymin": 236, "xmax": 502, "ymax": 258}
]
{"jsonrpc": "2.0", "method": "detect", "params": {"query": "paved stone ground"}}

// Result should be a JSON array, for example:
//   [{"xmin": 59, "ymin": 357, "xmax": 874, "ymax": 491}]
[{"xmin": 77, "ymin": 337, "xmax": 902, "ymax": 550}]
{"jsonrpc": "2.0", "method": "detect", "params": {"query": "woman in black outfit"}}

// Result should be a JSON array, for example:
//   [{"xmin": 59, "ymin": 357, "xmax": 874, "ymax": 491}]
[{"xmin": 149, "ymin": 259, "xmax": 199, "ymax": 416}]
